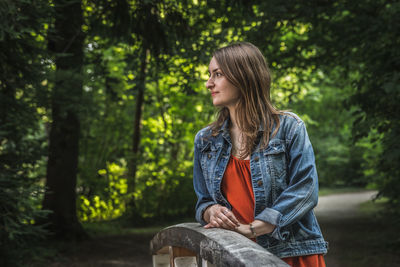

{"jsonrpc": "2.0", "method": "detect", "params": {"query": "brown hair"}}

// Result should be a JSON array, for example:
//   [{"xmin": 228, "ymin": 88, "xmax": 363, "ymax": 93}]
[{"xmin": 209, "ymin": 42, "xmax": 283, "ymax": 158}]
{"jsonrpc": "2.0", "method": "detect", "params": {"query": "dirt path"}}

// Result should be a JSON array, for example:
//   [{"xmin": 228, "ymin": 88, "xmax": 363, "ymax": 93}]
[
  {"xmin": 316, "ymin": 191, "xmax": 400, "ymax": 267},
  {"xmin": 315, "ymin": 191, "xmax": 378, "ymax": 267},
  {"xmin": 47, "ymin": 191, "xmax": 400, "ymax": 267},
  {"xmin": 315, "ymin": 191, "xmax": 377, "ymax": 220}
]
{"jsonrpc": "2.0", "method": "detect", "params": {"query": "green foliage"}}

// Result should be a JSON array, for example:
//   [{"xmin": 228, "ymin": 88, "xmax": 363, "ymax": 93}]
[
  {"xmin": 283, "ymin": 75, "xmax": 367, "ymax": 187},
  {"xmin": 79, "ymin": 161, "xmax": 129, "ymax": 222},
  {"xmin": 77, "ymin": 39, "xmax": 214, "ymax": 222},
  {"xmin": 79, "ymin": 42, "xmax": 136, "ymax": 199},
  {"xmin": 0, "ymin": 176, "xmax": 49, "ymax": 265},
  {"xmin": 2, "ymin": 3, "xmax": 400, "ymax": 265},
  {"xmin": 75, "ymin": 0, "xmax": 400, "ymax": 221},
  {"xmin": 0, "ymin": 0, "xmax": 51, "ymax": 265},
  {"xmin": 129, "ymin": 58, "xmax": 213, "ymax": 222},
  {"xmin": 303, "ymin": 0, "xmax": 400, "ymax": 210}
]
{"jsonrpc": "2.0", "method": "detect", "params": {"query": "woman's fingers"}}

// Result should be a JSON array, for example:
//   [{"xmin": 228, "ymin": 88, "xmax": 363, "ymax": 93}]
[
  {"xmin": 218, "ymin": 213, "xmax": 237, "ymax": 229},
  {"xmin": 205, "ymin": 217, "xmax": 232, "ymax": 229},
  {"xmin": 218, "ymin": 215, "xmax": 238, "ymax": 230},
  {"xmin": 223, "ymin": 209, "xmax": 240, "ymax": 227},
  {"xmin": 204, "ymin": 206, "xmax": 240, "ymax": 230},
  {"xmin": 204, "ymin": 220, "xmax": 220, "ymax": 229},
  {"xmin": 204, "ymin": 222, "xmax": 213, "ymax": 228},
  {"xmin": 219, "ymin": 208, "xmax": 240, "ymax": 228}
]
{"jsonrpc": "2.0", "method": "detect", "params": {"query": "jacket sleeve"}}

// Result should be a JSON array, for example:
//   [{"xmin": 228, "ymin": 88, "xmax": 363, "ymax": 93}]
[
  {"xmin": 254, "ymin": 120, "xmax": 319, "ymax": 241},
  {"xmin": 193, "ymin": 132, "xmax": 216, "ymax": 226}
]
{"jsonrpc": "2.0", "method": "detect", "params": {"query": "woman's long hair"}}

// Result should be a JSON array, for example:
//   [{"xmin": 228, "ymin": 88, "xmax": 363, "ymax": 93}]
[{"xmin": 209, "ymin": 42, "xmax": 283, "ymax": 159}]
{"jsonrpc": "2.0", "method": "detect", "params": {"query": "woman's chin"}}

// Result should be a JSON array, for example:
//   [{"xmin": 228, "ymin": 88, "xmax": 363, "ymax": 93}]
[
  {"xmin": 212, "ymin": 99, "xmax": 224, "ymax": 107},
  {"xmin": 213, "ymin": 103, "xmax": 225, "ymax": 108}
]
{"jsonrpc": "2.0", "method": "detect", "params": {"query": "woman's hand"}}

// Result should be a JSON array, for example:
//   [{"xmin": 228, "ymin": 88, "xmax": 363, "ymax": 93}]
[{"xmin": 203, "ymin": 204, "xmax": 240, "ymax": 230}]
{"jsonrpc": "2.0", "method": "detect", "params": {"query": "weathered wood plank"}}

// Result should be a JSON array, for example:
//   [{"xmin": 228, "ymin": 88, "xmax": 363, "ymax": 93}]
[{"xmin": 150, "ymin": 222, "xmax": 289, "ymax": 267}]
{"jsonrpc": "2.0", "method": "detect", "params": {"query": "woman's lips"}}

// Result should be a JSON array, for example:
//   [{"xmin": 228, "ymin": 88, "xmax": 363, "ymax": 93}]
[{"xmin": 211, "ymin": 92, "xmax": 218, "ymax": 96}]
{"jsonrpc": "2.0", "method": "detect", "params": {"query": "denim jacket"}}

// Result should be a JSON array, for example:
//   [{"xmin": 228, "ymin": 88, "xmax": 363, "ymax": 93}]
[{"xmin": 193, "ymin": 112, "xmax": 328, "ymax": 258}]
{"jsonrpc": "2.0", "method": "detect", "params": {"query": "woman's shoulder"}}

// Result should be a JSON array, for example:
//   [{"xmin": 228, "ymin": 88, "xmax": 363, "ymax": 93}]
[
  {"xmin": 194, "ymin": 125, "xmax": 214, "ymax": 147},
  {"xmin": 278, "ymin": 111, "xmax": 304, "ymax": 125},
  {"xmin": 274, "ymin": 112, "xmax": 306, "ymax": 141}
]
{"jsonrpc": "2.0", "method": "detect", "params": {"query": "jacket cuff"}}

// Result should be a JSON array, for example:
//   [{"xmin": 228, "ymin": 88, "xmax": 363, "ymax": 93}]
[
  {"xmin": 196, "ymin": 201, "xmax": 216, "ymax": 226},
  {"xmin": 255, "ymin": 207, "xmax": 289, "ymax": 241}
]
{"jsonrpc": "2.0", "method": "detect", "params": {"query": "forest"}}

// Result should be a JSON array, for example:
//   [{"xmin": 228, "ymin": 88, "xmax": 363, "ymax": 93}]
[{"xmin": 1, "ymin": 0, "xmax": 399, "ymax": 265}]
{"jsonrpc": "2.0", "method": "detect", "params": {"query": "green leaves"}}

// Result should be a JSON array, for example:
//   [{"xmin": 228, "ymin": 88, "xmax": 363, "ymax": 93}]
[
  {"xmin": 79, "ymin": 161, "xmax": 129, "ymax": 222},
  {"xmin": 0, "ymin": 0, "xmax": 51, "ymax": 263},
  {"xmin": 2, "ymin": 1, "xmax": 400, "ymax": 254}
]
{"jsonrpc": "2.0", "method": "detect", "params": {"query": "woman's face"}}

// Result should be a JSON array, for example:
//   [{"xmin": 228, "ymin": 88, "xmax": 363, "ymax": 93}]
[{"xmin": 206, "ymin": 57, "xmax": 240, "ymax": 109}]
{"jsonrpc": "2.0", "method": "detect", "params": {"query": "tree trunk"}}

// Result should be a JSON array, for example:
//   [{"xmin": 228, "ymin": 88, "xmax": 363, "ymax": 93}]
[
  {"xmin": 41, "ymin": 0, "xmax": 86, "ymax": 240},
  {"xmin": 127, "ymin": 48, "xmax": 148, "ymax": 214}
]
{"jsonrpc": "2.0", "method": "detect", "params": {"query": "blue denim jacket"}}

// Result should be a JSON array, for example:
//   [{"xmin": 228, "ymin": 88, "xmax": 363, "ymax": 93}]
[{"xmin": 193, "ymin": 112, "xmax": 328, "ymax": 258}]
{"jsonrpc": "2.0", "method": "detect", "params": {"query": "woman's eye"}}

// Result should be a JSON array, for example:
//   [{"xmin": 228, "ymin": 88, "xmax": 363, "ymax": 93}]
[{"xmin": 216, "ymin": 72, "xmax": 222, "ymax": 77}]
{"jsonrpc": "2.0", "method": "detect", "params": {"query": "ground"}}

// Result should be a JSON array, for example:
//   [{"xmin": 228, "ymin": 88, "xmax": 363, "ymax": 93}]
[
  {"xmin": 45, "ymin": 233, "xmax": 153, "ymax": 267},
  {"xmin": 316, "ymin": 191, "xmax": 400, "ymax": 267},
  {"xmin": 42, "ymin": 191, "xmax": 400, "ymax": 267}
]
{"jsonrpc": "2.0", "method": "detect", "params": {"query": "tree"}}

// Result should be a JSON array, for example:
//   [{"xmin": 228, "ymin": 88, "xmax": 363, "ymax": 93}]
[
  {"xmin": 41, "ymin": 0, "xmax": 86, "ymax": 239},
  {"xmin": 294, "ymin": 0, "xmax": 400, "ymax": 207},
  {"xmin": 0, "ymin": 0, "xmax": 50, "ymax": 264}
]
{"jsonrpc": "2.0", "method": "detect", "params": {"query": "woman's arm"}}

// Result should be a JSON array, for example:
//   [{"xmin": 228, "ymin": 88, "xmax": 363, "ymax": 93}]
[
  {"xmin": 193, "ymin": 134, "xmax": 216, "ymax": 226},
  {"xmin": 254, "ymin": 120, "xmax": 319, "ymax": 241},
  {"xmin": 193, "ymin": 132, "xmax": 240, "ymax": 229},
  {"xmin": 235, "ymin": 219, "xmax": 276, "ymax": 238}
]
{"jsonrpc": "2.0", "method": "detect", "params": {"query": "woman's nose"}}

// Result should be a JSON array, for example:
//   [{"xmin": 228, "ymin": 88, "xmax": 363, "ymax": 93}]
[{"xmin": 206, "ymin": 77, "xmax": 213, "ymax": 89}]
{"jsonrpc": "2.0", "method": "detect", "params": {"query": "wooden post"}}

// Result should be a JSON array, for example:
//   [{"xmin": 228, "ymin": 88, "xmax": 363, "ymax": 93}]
[
  {"xmin": 170, "ymin": 247, "xmax": 197, "ymax": 267},
  {"xmin": 153, "ymin": 246, "xmax": 198, "ymax": 267}
]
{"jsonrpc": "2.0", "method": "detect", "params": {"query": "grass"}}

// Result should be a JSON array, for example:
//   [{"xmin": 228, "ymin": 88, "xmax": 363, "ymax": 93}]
[{"xmin": 359, "ymin": 196, "xmax": 388, "ymax": 214}]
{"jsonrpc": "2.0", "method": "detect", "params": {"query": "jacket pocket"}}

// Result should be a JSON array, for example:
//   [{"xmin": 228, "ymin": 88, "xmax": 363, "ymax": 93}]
[
  {"xmin": 264, "ymin": 142, "xmax": 288, "ymax": 201},
  {"xmin": 200, "ymin": 142, "xmax": 218, "ymax": 183},
  {"xmin": 264, "ymin": 142, "xmax": 287, "ymax": 180}
]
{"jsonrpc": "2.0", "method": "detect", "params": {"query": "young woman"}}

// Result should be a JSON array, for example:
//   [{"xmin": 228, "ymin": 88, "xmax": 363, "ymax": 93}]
[{"xmin": 193, "ymin": 42, "xmax": 328, "ymax": 266}]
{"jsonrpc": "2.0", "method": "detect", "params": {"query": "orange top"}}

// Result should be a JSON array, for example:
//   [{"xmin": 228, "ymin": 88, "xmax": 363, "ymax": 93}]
[
  {"xmin": 221, "ymin": 155, "xmax": 326, "ymax": 267},
  {"xmin": 282, "ymin": 254, "xmax": 326, "ymax": 267},
  {"xmin": 221, "ymin": 155, "xmax": 254, "ymax": 224}
]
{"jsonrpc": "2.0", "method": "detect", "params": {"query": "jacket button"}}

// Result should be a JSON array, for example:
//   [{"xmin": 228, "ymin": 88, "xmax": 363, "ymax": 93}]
[
  {"xmin": 254, "ymin": 157, "xmax": 259, "ymax": 162},
  {"xmin": 208, "ymin": 154, "xmax": 212, "ymax": 159},
  {"xmin": 257, "ymin": 180, "xmax": 263, "ymax": 186}
]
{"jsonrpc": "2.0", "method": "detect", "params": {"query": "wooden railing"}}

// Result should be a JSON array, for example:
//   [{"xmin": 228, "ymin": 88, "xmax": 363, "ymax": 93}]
[{"xmin": 150, "ymin": 222, "xmax": 289, "ymax": 267}]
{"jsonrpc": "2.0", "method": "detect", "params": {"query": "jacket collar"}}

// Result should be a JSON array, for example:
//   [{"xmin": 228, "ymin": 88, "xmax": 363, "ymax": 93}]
[
  {"xmin": 218, "ymin": 117, "xmax": 271, "ymax": 134},
  {"xmin": 219, "ymin": 118, "xmax": 231, "ymax": 144}
]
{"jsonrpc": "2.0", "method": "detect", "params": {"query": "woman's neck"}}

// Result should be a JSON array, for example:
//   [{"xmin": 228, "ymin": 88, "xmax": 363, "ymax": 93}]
[
  {"xmin": 228, "ymin": 107, "xmax": 250, "ymax": 160},
  {"xmin": 228, "ymin": 106, "xmax": 238, "ymax": 130}
]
